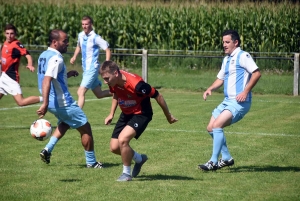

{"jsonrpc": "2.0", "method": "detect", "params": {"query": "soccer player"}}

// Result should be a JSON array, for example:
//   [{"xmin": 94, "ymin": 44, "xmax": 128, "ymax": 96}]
[
  {"xmin": 99, "ymin": 60, "xmax": 178, "ymax": 181},
  {"xmin": 0, "ymin": 24, "xmax": 43, "ymax": 106},
  {"xmin": 70, "ymin": 16, "xmax": 112, "ymax": 109},
  {"xmin": 198, "ymin": 30, "xmax": 261, "ymax": 171},
  {"xmin": 37, "ymin": 29, "xmax": 103, "ymax": 168}
]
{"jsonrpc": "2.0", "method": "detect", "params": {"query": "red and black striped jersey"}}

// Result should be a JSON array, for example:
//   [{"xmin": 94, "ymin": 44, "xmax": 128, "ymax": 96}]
[{"xmin": 1, "ymin": 39, "xmax": 30, "ymax": 82}]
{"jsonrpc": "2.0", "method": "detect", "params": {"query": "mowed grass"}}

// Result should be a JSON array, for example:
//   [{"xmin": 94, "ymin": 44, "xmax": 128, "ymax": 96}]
[{"xmin": 0, "ymin": 86, "xmax": 300, "ymax": 201}]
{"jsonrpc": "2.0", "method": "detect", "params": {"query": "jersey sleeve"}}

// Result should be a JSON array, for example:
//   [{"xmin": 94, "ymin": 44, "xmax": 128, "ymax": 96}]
[
  {"xmin": 135, "ymin": 81, "xmax": 157, "ymax": 98},
  {"xmin": 239, "ymin": 52, "xmax": 259, "ymax": 73},
  {"xmin": 45, "ymin": 55, "xmax": 64, "ymax": 79},
  {"xmin": 16, "ymin": 42, "xmax": 29, "ymax": 56},
  {"xmin": 95, "ymin": 35, "xmax": 109, "ymax": 50}
]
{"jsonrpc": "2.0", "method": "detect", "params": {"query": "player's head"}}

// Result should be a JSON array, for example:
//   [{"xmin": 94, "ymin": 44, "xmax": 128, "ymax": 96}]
[
  {"xmin": 99, "ymin": 60, "xmax": 121, "ymax": 87},
  {"xmin": 81, "ymin": 16, "xmax": 93, "ymax": 35},
  {"xmin": 222, "ymin": 30, "xmax": 241, "ymax": 55},
  {"xmin": 48, "ymin": 29, "xmax": 69, "ymax": 53},
  {"xmin": 4, "ymin": 24, "xmax": 17, "ymax": 43}
]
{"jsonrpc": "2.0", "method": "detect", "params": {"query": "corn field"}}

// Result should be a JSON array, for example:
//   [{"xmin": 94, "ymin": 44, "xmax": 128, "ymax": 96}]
[{"xmin": 0, "ymin": 1, "xmax": 299, "ymax": 53}]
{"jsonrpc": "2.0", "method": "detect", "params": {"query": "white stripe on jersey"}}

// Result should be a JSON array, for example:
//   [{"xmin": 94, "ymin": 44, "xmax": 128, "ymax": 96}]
[
  {"xmin": 38, "ymin": 47, "xmax": 75, "ymax": 108},
  {"xmin": 77, "ymin": 30, "xmax": 109, "ymax": 71},
  {"xmin": 217, "ymin": 47, "xmax": 259, "ymax": 101}
]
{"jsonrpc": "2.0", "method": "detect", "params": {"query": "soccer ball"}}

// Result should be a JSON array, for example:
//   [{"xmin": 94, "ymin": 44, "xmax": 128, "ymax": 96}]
[{"xmin": 30, "ymin": 119, "xmax": 52, "ymax": 141}]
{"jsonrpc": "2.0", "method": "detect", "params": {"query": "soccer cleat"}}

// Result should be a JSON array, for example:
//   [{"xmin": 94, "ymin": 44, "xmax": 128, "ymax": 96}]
[
  {"xmin": 117, "ymin": 173, "xmax": 132, "ymax": 182},
  {"xmin": 198, "ymin": 161, "xmax": 218, "ymax": 171},
  {"xmin": 86, "ymin": 162, "xmax": 104, "ymax": 168},
  {"xmin": 132, "ymin": 154, "xmax": 148, "ymax": 177},
  {"xmin": 40, "ymin": 149, "xmax": 51, "ymax": 164},
  {"xmin": 218, "ymin": 158, "xmax": 234, "ymax": 169}
]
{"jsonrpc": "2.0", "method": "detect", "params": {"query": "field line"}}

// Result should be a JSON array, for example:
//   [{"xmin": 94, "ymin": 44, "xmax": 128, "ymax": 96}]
[
  {"xmin": 1, "ymin": 97, "xmax": 299, "ymax": 111},
  {"xmin": 0, "ymin": 98, "xmax": 109, "ymax": 111},
  {"xmin": 1, "ymin": 124, "xmax": 298, "ymax": 137}
]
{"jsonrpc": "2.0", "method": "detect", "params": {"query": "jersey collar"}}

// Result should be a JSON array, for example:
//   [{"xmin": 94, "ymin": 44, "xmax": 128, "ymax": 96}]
[
  {"xmin": 47, "ymin": 47, "xmax": 63, "ymax": 56},
  {"xmin": 229, "ymin": 47, "xmax": 241, "ymax": 57}
]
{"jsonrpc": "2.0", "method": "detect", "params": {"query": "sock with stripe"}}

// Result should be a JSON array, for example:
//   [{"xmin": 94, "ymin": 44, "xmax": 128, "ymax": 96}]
[{"xmin": 85, "ymin": 150, "xmax": 96, "ymax": 165}]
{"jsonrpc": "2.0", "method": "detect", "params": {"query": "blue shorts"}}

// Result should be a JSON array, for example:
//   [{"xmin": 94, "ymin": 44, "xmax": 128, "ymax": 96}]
[
  {"xmin": 212, "ymin": 98, "xmax": 251, "ymax": 124},
  {"xmin": 48, "ymin": 102, "xmax": 87, "ymax": 129},
  {"xmin": 80, "ymin": 69, "xmax": 102, "ymax": 90}
]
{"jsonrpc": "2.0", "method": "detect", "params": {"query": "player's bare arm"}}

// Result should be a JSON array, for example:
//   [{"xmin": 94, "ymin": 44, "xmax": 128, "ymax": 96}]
[
  {"xmin": 203, "ymin": 79, "xmax": 224, "ymax": 100},
  {"xmin": 70, "ymin": 46, "xmax": 81, "ymax": 64},
  {"xmin": 37, "ymin": 76, "xmax": 51, "ymax": 118},
  {"xmin": 236, "ymin": 69, "xmax": 261, "ymax": 102},
  {"xmin": 105, "ymin": 94, "xmax": 118, "ymax": 125},
  {"xmin": 25, "ymin": 54, "xmax": 35, "ymax": 72},
  {"xmin": 105, "ymin": 48, "xmax": 111, "ymax": 61},
  {"xmin": 155, "ymin": 93, "xmax": 178, "ymax": 124}
]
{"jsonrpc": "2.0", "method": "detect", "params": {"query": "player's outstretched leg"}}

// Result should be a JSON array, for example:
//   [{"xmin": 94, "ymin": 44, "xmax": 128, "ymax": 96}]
[{"xmin": 132, "ymin": 154, "xmax": 148, "ymax": 177}]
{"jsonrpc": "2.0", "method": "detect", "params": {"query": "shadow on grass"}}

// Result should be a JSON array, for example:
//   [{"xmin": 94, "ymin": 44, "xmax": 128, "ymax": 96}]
[
  {"xmin": 226, "ymin": 165, "xmax": 300, "ymax": 172},
  {"xmin": 137, "ymin": 174, "xmax": 195, "ymax": 181},
  {"xmin": 59, "ymin": 179, "xmax": 82, "ymax": 182},
  {"xmin": 71, "ymin": 162, "xmax": 121, "ymax": 169}
]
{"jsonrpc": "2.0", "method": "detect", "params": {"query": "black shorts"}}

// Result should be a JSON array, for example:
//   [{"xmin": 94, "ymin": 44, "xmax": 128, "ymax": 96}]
[{"xmin": 111, "ymin": 112, "xmax": 153, "ymax": 139}]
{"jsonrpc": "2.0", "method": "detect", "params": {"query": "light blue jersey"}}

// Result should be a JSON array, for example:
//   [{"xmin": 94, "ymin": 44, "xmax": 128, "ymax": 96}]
[
  {"xmin": 77, "ymin": 30, "xmax": 109, "ymax": 72},
  {"xmin": 38, "ymin": 47, "xmax": 75, "ymax": 108},
  {"xmin": 217, "ymin": 47, "xmax": 259, "ymax": 102}
]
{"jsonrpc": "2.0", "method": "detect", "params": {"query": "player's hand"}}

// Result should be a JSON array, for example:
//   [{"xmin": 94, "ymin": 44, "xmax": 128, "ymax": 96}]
[
  {"xmin": 236, "ymin": 92, "xmax": 247, "ymax": 102},
  {"xmin": 104, "ymin": 115, "xmax": 114, "ymax": 125},
  {"xmin": 37, "ymin": 104, "xmax": 48, "ymax": 118},
  {"xmin": 67, "ymin": 70, "xmax": 79, "ymax": 78},
  {"xmin": 167, "ymin": 113, "xmax": 178, "ymax": 124},
  {"xmin": 70, "ymin": 57, "xmax": 76, "ymax": 64},
  {"xmin": 26, "ymin": 65, "xmax": 35, "ymax": 72},
  {"xmin": 203, "ymin": 90, "xmax": 211, "ymax": 101}
]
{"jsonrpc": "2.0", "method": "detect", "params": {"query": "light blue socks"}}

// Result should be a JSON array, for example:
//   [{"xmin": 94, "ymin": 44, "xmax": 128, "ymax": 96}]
[
  {"xmin": 45, "ymin": 136, "xmax": 59, "ymax": 153},
  {"xmin": 85, "ymin": 150, "xmax": 96, "ymax": 165},
  {"xmin": 208, "ymin": 131, "xmax": 232, "ymax": 162}
]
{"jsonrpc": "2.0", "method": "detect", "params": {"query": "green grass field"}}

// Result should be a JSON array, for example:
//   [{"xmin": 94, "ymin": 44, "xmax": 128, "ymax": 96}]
[{"xmin": 0, "ymin": 85, "xmax": 299, "ymax": 200}]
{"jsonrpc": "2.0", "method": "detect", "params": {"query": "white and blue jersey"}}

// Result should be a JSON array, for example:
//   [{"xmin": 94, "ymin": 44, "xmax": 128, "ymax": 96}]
[
  {"xmin": 77, "ymin": 30, "xmax": 109, "ymax": 72},
  {"xmin": 217, "ymin": 47, "xmax": 259, "ymax": 102},
  {"xmin": 38, "ymin": 47, "xmax": 75, "ymax": 109}
]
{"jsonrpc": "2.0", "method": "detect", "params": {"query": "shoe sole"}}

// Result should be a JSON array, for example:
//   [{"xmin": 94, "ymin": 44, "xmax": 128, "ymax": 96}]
[
  {"xmin": 198, "ymin": 165, "xmax": 218, "ymax": 171},
  {"xmin": 40, "ymin": 153, "xmax": 50, "ymax": 164},
  {"xmin": 218, "ymin": 163, "xmax": 234, "ymax": 169},
  {"xmin": 117, "ymin": 178, "xmax": 132, "ymax": 182}
]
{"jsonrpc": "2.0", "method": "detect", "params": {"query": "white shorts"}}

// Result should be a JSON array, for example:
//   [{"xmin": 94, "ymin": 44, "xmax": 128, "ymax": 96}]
[{"xmin": 0, "ymin": 72, "xmax": 22, "ymax": 96}]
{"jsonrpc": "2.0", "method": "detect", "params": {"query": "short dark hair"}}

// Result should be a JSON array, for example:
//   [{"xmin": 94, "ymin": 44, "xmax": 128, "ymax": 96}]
[
  {"xmin": 82, "ymin": 16, "xmax": 93, "ymax": 24},
  {"xmin": 222, "ymin": 30, "xmax": 241, "ymax": 47},
  {"xmin": 5, "ymin": 24, "xmax": 17, "ymax": 34},
  {"xmin": 100, "ymin": 60, "xmax": 120, "ymax": 74},
  {"xmin": 48, "ymin": 29, "xmax": 64, "ymax": 45}
]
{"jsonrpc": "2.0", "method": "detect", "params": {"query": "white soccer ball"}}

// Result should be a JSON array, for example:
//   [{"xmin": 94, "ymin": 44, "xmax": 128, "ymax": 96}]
[{"xmin": 30, "ymin": 119, "xmax": 52, "ymax": 141}]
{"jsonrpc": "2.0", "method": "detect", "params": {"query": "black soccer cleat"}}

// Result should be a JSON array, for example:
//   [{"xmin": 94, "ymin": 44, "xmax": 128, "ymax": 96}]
[
  {"xmin": 86, "ymin": 162, "xmax": 104, "ymax": 168},
  {"xmin": 218, "ymin": 158, "xmax": 234, "ymax": 169},
  {"xmin": 198, "ymin": 161, "xmax": 218, "ymax": 171},
  {"xmin": 40, "ymin": 149, "xmax": 51, "ymax": 164}
]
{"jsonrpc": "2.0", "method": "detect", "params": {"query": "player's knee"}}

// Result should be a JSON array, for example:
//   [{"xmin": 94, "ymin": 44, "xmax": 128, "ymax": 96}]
[
  {"xmin": 110, "ymin": 146, "xmax": 119, "ymax": 154},
  {"xmin": 118, "ymin": 138, "xmax": 129, "ymax": 148},
  {"xmin": 15, "ymin": 100, "xmax": 25, "ymax": 106}
]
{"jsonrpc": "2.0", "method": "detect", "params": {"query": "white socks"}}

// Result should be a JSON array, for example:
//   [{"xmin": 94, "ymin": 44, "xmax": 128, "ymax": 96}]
[
  {"xmin": 123, "ymin": 165, "xmax": 131, "ymax": 175},
  {"xmin": 132, "ymin": 151, "xmax": 142, "ymax": 163}
]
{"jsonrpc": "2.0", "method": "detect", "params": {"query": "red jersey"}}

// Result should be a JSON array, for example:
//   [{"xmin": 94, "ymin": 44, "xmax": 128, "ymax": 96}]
[
  {"xmin": 1, "ymin": 39, "xmax": 30, "ymax": 82},
  {"xmin": 109, "ymin": 70, "xmax": 158, "ymax": 115}
]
